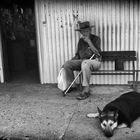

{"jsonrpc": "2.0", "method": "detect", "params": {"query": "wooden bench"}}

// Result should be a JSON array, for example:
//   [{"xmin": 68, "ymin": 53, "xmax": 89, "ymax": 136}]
[{"xmin": 80, "ymin": 51, "xmax": 138, "ymax": 88}]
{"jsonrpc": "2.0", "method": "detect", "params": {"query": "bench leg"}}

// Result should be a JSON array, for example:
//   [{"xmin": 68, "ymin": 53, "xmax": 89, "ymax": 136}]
[
  {"xmin": 79, "ymin": 74, "xmax": 83, "ymax": 91},
  {"xmin": 132, "ymin": 71, "xmax": 138, "ymax": 90},
  {"xmin": 135, "ymin": 70, "xmax": 138, "ymax": 89},
  {"xmin": 132, "ymin": 61, "xmax": 136, "ymax": 89},
  {"xmin": 132, "ymin": 71, "xmax": 136, "ymax": 89}
]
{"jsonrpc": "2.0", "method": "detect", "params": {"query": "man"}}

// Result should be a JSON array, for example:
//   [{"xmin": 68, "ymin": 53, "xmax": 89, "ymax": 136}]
[{"xmin": 63, "ymin": 21, "xmax": 101, "ymax": 100}]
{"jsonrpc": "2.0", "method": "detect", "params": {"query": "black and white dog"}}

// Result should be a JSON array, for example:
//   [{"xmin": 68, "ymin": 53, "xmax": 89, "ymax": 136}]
[{"xmin": 87, "ymin": 91, "xmax": 140, "ymax": 137}]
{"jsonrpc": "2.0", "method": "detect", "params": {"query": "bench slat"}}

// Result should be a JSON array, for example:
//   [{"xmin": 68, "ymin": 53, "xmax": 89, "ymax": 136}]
[
  {"xmin": 91, "ymin": 73, "xmax": 134, "ymax": 75},
  {"xmin": 101, "ymin": 51, "xmax": 136, "ymax": 61},
  {"xmin": 91, "ymin": 70, "xmax": 135, "ymax": 75},
  {"xmin": 92, "ymin": 70, "xmax": 135, "ymax": 72}
]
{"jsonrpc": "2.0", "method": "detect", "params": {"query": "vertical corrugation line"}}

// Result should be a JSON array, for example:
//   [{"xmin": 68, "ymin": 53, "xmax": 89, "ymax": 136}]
[
  {"xmin": 35, "ymin": 0, "xmax": 43, "ymax": 83},
  {"xmin": 0, "ymin": 29, "xmax": 4, "ymax": 83},
  {"xmin": 36, "ymin": 0, "xmax": 140, "ymax": 84}
]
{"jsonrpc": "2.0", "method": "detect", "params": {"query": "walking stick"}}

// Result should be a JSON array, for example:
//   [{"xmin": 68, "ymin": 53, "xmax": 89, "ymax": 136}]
[{"xmin": 63, "ymin": 54, "xmax": 95, "ymax": 97}]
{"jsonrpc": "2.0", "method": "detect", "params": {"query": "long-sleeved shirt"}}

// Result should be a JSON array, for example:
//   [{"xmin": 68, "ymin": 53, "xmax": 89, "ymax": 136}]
[{"xmin": 74, "ymin": 34, "xmax": 101, "ymax": 60}]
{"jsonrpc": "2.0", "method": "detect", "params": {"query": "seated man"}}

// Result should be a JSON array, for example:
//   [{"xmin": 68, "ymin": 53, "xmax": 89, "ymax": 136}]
[{"xmin": 63, "ymin": 21, "xmax": 102, "ymax": 100}]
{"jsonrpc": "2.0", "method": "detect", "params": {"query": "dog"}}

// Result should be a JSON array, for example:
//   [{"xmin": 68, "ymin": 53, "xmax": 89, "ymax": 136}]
[{"xmin": 87, "ymin": 91, "xmax": 140, "ymax": 137}]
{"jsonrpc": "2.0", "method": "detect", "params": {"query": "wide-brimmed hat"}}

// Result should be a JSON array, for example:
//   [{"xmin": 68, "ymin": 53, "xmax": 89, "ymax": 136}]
[{"xmin": 75, "ymin": 21, "xmax": 94, "ymax": 31}]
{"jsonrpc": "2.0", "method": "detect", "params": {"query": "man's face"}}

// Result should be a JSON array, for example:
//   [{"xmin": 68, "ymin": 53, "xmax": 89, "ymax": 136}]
[{"xmin": 80, "ymin": 28, "xmax": 91, "ymax": 38}]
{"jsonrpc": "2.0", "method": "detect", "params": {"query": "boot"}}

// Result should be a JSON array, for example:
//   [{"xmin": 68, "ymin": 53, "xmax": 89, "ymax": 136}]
[{"xmin": 76, "ymin": 86, "xmax": 90, "ymax": 100}]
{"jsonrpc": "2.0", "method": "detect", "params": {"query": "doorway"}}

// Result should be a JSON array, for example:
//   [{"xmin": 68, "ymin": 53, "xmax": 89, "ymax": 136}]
[{"xmin": 0, "ymin": 0, "xmax": 39, "ymax": 83}]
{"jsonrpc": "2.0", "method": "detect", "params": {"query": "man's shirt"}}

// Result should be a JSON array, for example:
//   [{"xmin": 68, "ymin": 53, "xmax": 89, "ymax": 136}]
[{"xmin": 75, "ymin": 34, "xmax": 101, "ymax": 59}]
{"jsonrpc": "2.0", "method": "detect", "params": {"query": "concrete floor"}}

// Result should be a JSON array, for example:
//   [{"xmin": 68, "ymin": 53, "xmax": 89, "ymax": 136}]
[{"xmin": 0, "ymin": 83, "xmax": 140, "ymax": 140}]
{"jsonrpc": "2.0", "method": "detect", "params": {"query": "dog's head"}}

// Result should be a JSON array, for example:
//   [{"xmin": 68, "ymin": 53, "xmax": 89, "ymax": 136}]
[{"xmin": 97, "ymin": 107, "xmax": 119, "ymax": 137}]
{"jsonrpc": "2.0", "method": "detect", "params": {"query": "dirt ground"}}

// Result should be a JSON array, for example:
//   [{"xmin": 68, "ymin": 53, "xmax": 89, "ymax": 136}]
[{"xmin": 0, "ymin": 83, "xmax": 140, "ymax": 140}]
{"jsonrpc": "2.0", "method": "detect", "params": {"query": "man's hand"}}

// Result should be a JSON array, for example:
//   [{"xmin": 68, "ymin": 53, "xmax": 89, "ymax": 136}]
[
  {"xmin": 83, "ymin": 36, "xmax": 100, "ymax": 56},
  {"xmin": 83, "ymin": 37, "xmax": 100, "ymax": 56},
  {"xmin": 83, "ymin": 36, "xmax": 91, "ymax": 44}
]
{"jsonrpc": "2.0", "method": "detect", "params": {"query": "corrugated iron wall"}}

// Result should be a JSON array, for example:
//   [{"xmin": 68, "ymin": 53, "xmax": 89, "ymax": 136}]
[
  {"xmin": 35, "ymin": 0, "xmax": 140, "ymax": 84},
  {"xmin": 0, "ymin": 29, "xmax": 4, "ymax": 83}
]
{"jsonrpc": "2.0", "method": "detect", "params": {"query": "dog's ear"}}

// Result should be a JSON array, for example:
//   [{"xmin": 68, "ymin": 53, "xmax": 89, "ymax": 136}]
[{"xmin": 97, "ymin": 106, "xmax": 102, "ymax": 115}]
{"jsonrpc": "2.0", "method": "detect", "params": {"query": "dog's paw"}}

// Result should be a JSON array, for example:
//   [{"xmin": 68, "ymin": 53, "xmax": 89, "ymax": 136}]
[
  {"xmin": 118, "ymin": 123, "xmax": 128, "ymax": 129},
  {"xmin": 87, "ymin": 113, "xmax": 99, "ymax": 118}
]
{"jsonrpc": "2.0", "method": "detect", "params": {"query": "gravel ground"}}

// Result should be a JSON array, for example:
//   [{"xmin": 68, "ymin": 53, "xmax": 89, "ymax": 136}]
[{"xmin": 0, "ymin": 83, "xmax": 140, "ymax": 140}]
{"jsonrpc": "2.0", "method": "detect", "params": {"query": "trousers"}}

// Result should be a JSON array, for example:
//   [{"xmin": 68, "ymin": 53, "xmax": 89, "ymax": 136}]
[{"xmin": 62, "ymin": 58, "xmax": 101, "ymax": 87}]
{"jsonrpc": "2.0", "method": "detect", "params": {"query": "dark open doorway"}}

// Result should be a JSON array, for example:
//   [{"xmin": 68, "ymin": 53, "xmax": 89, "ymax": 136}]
[{"xmin": 0, "ymin": 0, "xmax": 40, "ymax": 83}]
